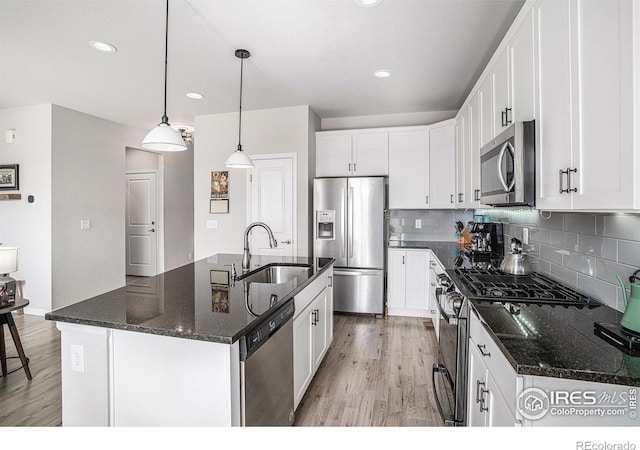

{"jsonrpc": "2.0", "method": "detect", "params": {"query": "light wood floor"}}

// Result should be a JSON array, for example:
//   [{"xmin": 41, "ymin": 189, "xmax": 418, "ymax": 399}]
[{"xmin": 0, "ymin": 312, "xmax": 441, "ymax": 427}]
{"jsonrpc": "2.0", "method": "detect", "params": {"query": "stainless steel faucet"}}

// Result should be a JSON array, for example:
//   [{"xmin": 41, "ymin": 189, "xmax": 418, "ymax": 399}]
[{"xmin": 243, "ymin": 222, "xmax": 278, "ymax": 270}]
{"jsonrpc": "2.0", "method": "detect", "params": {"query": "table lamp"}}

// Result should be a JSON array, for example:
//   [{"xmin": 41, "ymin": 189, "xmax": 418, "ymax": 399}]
[{"xmin": 0, "ymin": 246, "xmax": 19, "ymax": 307}]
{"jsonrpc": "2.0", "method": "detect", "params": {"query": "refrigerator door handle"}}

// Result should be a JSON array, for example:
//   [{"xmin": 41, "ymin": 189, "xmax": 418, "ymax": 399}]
[
  {"xmin": 348, "ymin": 186, "xmax": 354, "ymax": 259},
  {"xmin": 340, "ymin": 187, "xmax": 346, "ymax": 259}
]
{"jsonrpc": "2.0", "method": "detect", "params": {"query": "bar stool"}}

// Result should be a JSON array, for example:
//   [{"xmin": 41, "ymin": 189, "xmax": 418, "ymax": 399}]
[{"xmin": 0, "ymin": 298, "xmax": 32, "ymax": 380}]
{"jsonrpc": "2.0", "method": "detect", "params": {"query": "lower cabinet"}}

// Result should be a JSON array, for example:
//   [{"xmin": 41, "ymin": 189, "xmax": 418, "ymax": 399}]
[
  {"xmin": 293, "ymin": 268, "xmax": 334, "ymax": 410},
  {"xmin": 387, "ymin": 249, "xmax": 434, "ymax": 318}
]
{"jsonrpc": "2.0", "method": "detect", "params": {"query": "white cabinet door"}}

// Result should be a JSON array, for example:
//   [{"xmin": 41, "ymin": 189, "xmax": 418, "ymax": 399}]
[
  {"xmin": 571, "ymin": 0, "xmax": 634, "ymax": 210},
  {"xmin": 478, "ymin": 75, "xmax": 494, "ymax": 147},
  {"xmin": 486, "ymin": 370, "xmax": 519, "ymax": 427},
  {"xmin": 493, "ymin": 46, "xmax": 511, "ymax": 136},
  {"xmin": 429, "ymin": 122, "xmax": 456, "ymax": 209},
  {"xmin": 316, "ymin": 134, "xmax": 353, "ymax": 177},
  {"xmin": 389, "ymin": 131, "xmax": 429, "ymax": 209},
  {"xmin": 455, "ymin": 112, "xmax": 467, "ymax": 209},
  {"xmin": 468, "ymin": 92, "xmax": 483, "ymax": 207},
  {"xmin": 510, "ymin": 6, "xmax": 535, "ymax": 123},
  {"xmin": 293, "ymin": 307, "xmax": 314, "ymax": 410},
  {"xmin": 405, "ymin": 251, "xmax": 429, "ymax": 310},
  {"xmin": 535, "ymin": 0, "xmax": 573, "ymax": 210},
  {"xmin": 467, "ymin": 341, "xmax": 488, "ymax": 427},
  {"xmin": 386, "ymin": 249, "xmax": 406, "ymax": 308},
  {"xmin": 353, "ymin": 132, "xmax": 389, "ymax": 176},
  {"xmin": 312, "ymin": 288, "xmax": 329, "ymax": 371}
]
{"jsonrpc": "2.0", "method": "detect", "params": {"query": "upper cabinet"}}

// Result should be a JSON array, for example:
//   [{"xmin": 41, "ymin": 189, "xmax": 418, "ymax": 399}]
[
  {"xmin": 535, "ymin": 0, "xmax": 636, "ymax": 210},
  {"xmin": 316, "ymin": 131, "xmax": 388, "ymax": 177},
  {"xmin": 429, "ymin": 121, "xmax": 457, "ymax": 208}
]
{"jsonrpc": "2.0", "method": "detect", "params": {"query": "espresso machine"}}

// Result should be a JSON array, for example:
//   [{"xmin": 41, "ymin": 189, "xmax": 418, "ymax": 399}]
[{"xmin": 465, "ymin": 222, "xmax": 504, "ymax": 268}]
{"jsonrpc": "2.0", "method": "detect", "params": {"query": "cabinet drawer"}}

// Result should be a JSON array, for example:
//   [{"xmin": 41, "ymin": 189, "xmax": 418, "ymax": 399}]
[
  {"xmin": 293, "ymin": 271, "xmax": 328, "ymax": 319},
  {"xmin": 469, "ymin": 307, "xmax": 519, "ymax": 405}
]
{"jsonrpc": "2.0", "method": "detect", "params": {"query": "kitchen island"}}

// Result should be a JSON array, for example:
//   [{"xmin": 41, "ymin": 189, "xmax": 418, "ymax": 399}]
[{"xmin": 46, "ymin": 254, "xmax": 334, "ymax": 426}]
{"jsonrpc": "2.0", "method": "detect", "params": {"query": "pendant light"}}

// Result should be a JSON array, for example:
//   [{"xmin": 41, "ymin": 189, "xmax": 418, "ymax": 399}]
[
  {"xmin": 225, "ymin": 49, "xmax": 254, "ymax": 168},
  {"xmin": 141, "ymin": 0, "xmax": 187, "ymax": 152}
]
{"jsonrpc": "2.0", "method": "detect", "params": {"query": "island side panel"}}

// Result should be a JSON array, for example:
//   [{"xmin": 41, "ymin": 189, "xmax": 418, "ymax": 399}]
[
  {"xmin": 111, "ymin": 329, "xmax": 240, "ymax": 426},
  {"xmin": 57, "ymin": 322, "xmax": 111, "ymax": 426}
]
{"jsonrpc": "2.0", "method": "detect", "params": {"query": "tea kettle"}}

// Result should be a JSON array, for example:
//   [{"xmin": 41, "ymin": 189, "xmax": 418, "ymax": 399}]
[
  {"xmin": 616, "ymin": 269, "xmax": 640, "ymax": 336},
  {"xmin": 499, "ymin": 238, "xmax": 532, "ymax": 275}
]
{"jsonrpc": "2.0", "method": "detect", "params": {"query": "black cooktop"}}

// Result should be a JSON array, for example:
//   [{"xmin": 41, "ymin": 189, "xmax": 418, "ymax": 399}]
[{"xmin": 452, "ymin": 268, "xmax": 602, "ymax": 308}]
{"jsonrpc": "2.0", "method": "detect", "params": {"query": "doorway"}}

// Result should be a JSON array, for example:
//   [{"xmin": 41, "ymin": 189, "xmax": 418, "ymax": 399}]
[
  {"xmin": 246, "ymin": 154, "xmax": 297, "ymax": 258},
  {"xmin": 125, "ymin": 172, "xmax": 158, "ymax": 276}
]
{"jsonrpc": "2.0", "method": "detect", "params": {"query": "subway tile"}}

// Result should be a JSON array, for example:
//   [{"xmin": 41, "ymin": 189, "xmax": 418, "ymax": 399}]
[
  {"xmin": 577, "ymin": 274, "xmax": 618, "ymax": 309},
  {"xmin": 576, "ymin": 235, "xmax": 617, "ymax": 261},
  {"xmin": 595, "ymin": 259, "xmax": 638, "ymax": 291},
  {"xmin": 531, "ymin": 259, "xmax": 550, "ymax": 275},
  {"xmin": 529, "ymin": 227, "xmax": 550, "ymax": 245},
  {"xmin": 533, "ymin": 211, "xmax": 565, "ymax": 231},
  {"xmin": 547, "ymin": 263, "xmax": 579, "ymax": 288},
  {"xmin": 564, "ymin": 213, "xmax": 596, "ymax": 235},
  {"xmin": 600, "ymin": 214, "xmax": 640, "ymax": 241},
  {"xmin": 539, "ymin": 244, "xmax": 563, "ymax": 266},
  {"xmin": 549, "ymin": 230, "xmax": 578, "ymax": 251},
  {"xmin": 618, "ymin": 240, "xmax": 640, "ymax": 268},
  {"xmin": 563, "ymin": 251, "xmax": 601, "ymax": 277}
]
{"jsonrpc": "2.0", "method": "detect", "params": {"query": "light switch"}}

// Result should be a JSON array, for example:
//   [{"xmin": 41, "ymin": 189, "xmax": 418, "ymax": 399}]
[
  {"xmin": 80, "ymin": 219, "xmax": 91, "ymax": 230},
  {"xmin": 5, "ymin": 129, "xmax": 15, "ymax": 144},
  {"xmin": 415, "ymin": 219, "xmax": 422, "ymax": 229},
  {"xmin": 206, "ymin": 219, "xmax": 218, "ymax": 229}
]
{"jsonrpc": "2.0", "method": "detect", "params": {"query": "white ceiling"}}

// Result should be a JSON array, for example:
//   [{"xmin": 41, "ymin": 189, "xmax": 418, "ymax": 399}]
[{"xmin": 0, "ymin": 0, "xmax": 524, "ymax": 131}]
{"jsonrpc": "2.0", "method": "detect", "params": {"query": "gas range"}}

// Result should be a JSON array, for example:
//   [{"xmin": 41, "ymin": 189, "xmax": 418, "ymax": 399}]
[{"xmin": 448, "ymin": 267, "xmax": 602, "ymax": 308}]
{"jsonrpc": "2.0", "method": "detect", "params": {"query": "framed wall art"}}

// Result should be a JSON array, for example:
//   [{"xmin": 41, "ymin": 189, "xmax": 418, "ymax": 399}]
[
  {"xmin": 210, "ymin": 171, "xmax": 229, "ymax": 214},
  {"xmin": 0, "ymin": 165, "xmax": 19, "ymax": 190}
]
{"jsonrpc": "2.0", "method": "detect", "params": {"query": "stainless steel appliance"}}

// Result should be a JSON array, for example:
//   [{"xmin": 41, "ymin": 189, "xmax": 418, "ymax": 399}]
[
  {"xmin": 480, "ymin": 121, "xmax": 535, "ymax": 207},
  {"xmin": 239, "ymin": 299, "xmax": 295, "ymax": 426},
  {"xmin": 465, "ymin": 222, "xmax": 504, "ymax": 268},
  {"xmin": 313, "ymin": 177, "xmax": 386, "ymax": 316},
  {"xmin": 432, "ymin": 273, "xmax": 468, "ymax": 426}
]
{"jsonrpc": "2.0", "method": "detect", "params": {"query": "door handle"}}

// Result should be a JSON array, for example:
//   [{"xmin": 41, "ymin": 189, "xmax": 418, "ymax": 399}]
[
  {"xmin": 450, "ymin": 194, "xmax": 454, "ymax": 204},
  {"xmin": 505, "ymin": 107, "xmax": 512, "ymax": 126},
  {"xmin": 281, "ymin": 239, "xmax": 292, "ymax": 245},
  {"xmin": 477, "ymin": 344, "xmax": 491, "ymax": 357},
  {"xmin": 348, "ymin": 163, "xmax": 351, "ymax": 173},
  {"xmin": 348, "ymin": 187, "xmax": 354, "ymax": 259},
  {"xmin": 148, "ymin": 228, "xmax": 155, "ymax": 232},
  {"xmin": 497, "ymin": 142, "xmax": 515, "ymax": 192},
  {"xmin": 458, "ymin": 193, "xmax": 464, "ymax": 203}
]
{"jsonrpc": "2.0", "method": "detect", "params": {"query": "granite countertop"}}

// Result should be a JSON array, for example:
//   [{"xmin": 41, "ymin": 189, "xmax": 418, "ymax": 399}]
[
  {"xmin": 387, "ymin": 240, "xmax": 460, "ymax": 269},
  {"xmin": 469, "ymin": 297, "xmax": 640, "ymax": 387},
  {"xmin": 46, "ymin": 254, "xmax": 334, "ymax": 345}
]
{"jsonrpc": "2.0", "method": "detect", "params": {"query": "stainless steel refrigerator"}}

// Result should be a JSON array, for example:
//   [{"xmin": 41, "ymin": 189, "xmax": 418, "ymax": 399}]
[{"xmin": 313, "ymin": 177, "xmax": 386, "ymax": 316}]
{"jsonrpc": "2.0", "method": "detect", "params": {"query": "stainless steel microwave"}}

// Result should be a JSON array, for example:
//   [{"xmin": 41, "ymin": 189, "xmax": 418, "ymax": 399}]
[{"xmin": 480, "ymin": 120, "xmax": 535, "ymax": 207}]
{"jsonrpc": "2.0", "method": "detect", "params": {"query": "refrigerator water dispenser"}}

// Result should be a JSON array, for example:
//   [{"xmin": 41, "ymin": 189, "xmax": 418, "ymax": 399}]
[{"xmin": 316, "ymin": 210, "xmax": 335, "ymax": 239}]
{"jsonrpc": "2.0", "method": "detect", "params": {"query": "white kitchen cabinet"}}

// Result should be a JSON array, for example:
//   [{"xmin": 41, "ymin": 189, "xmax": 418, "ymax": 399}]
[
  {"xmin": 478, "ymin": 75, "xmax": 494, "ymax": 148},
  {"xmin": 316, "ymin": 131, "xmax": 388, "ymax": 177},
  {"xmin": 455, "ymin": 111, "xmax": 467, "ymax": 208},
  {"xmin": 428, "ymin": 256, "xmax": 444, "ymax": 342},
  {"xmin": 510, "ymin": 6, "xmax": 535, "ymax": 123},
  {"xmin": 492, "ymin": 46, "xmax": 511, "ymax": 137},
  {"xmin": 387, "ymin": 249, "xmax": 432, "ymax": 318},
  {"xmin": 389, "ymin": 130, "xmax": 430, "ymax": 209},
  {"xmin": 428, "ymin": 121, "xmax": 456, "ymax": 208},
  {"xmin": 536, "ymin": 0, "xmax": 636, "ymax": 210},
  {"xmin": 468, "ymin": 92, "xmax": 483, "ymax": 207},
  {"xmin": 293, "ymin": 268, "xmax": 334, "ymax": 410}
]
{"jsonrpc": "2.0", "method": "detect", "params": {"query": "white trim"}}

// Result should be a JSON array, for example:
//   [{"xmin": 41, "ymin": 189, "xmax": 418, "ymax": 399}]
[
  {"xmin": 245, "ymin": 153, "xmax": 299, "ymax": 257},
  {"xmin": 22, "ymin": 307, "xmax": 48, "ymax": 317}
]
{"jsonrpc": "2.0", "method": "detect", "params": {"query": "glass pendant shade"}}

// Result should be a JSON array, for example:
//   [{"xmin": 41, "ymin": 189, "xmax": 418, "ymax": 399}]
[
  {"xmin": 0, "ymin": 247, "xmax": 19, "ymax": 275},
  {"xmin": 141, "ymin": 123, "xmax": 188, "ymax": 152},
  {"xmin": 225, "ymin": 146, "xmax": 254, "ymax": 168}
]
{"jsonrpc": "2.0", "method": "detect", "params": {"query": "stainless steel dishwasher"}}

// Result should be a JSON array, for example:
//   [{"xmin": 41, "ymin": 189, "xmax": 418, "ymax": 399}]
[{"xmin": 239, "ymin": 298, "xmax": 295, "ymax": 426}]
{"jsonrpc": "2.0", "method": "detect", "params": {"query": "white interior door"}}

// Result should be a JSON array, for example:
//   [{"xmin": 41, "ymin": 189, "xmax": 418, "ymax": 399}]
[
  {"xmin": 126, "ymin": 172, "xmax": 158, "ymax": 276},
  {"xmin": 247, "ymin": 155, "xmax": 296, "ymax": 259}
]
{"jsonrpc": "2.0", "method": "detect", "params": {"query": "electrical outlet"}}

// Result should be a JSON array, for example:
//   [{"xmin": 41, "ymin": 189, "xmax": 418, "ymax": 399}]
[
  {"xmin": 71, "ymin": 344, "xmax": 85, "ymax": 372},
  {"xmin": 415, "ymin": 219, "xmax": 422, "ymax": 229},
  {"xmin": 80, "ymin": 219, "xmax": 91, "ymax": 230},
  {"xmin": 206, "ymin": 220, "xmax": 217, "ymax": 230}
]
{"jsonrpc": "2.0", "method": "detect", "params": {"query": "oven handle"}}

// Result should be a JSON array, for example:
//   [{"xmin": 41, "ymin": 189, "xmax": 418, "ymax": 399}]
[
  {"xmin": 435, "ymin": 293, "xmax": 458, "ymax": 325},
  {"xmin": 432, "ymin": 363, "xmax": 457, "ymax": 426},
  {"xmin": 497, "ymin": 141, "xmax": 516, "ymax": 192}
]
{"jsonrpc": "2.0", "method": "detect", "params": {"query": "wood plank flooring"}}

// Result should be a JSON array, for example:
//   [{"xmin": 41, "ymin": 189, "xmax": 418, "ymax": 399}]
[
  {"xmin": 294, "ymin": 313, "xmax": 443, "ymax": 426},
  {"xmin": 0, "ymin": 312, "xmax": 441, "ymax": 427}
]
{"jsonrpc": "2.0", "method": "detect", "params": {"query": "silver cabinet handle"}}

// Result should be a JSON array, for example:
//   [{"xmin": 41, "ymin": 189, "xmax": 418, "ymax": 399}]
[
  {"xmin": 354, "ymin": 163, "xmax": 357, "ymax": 172},
  {"xmin": 458, "ymin": 193, "xmax": 464, "ymax": 203},
  {"xmin": 505, "ymin": 107, "xmax": 512, "ymax": 126},
  {"xmin": 559, "ymin": 168, "xmax": 578, "ymax": 194},
  {"xmin": 559, "ymin": 169, "xmax": 567, "ymax": 194},
  {"xmin": 328, "ymin": 275, "xmax": 333, "ymax": 287},
  {"xmin": 426, "ymin": 195, "xmax": 429, "ymax": 204},
  {"xmin": 477, "ymin": 344, "xmax": 491, "ymax": 357}
]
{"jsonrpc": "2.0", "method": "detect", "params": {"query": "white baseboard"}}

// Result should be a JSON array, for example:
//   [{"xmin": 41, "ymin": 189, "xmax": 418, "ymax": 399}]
[
  {"xmin": 387, "ymin": 307, "xmax": 435, "ymax": 318},
  {"xmin": 22, "ymin": 307, "xmax": 49, "ymax": 317}
]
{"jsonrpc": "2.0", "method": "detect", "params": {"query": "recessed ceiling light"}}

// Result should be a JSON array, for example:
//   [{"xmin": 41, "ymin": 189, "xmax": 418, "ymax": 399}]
[
  {"xmin": 355, "ymin": 0, "xmax": 382, "ymax": 7},
  {"xmin": 89, "ymin": 40, "xmax": 117, "ymax": 53},
  {"xmin": 374, "ymin": 69, "xmax": 391, "ymax": 78},
  {"xmin": 186, "ymin": 92, "xmax": 204, "ymax": 100}
]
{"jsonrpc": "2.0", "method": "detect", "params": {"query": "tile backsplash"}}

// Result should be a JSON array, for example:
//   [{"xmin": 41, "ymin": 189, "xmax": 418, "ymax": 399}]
[
  {"xmin": 481, "ymin": 209, "xmax": 640, "ymax": 312},
  {"xmin": 389, "ymin": 209, "xmax": 474, "ymax": 242}
]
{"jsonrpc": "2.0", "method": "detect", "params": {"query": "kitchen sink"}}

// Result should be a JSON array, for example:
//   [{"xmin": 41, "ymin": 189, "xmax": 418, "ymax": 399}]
[{"xmin": 239, "ymin": 264, "xmax": 311, "ymax": 284}]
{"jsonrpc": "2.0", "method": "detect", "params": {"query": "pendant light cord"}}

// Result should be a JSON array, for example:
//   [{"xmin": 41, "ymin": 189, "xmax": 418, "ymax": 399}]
[
  {"xmin": 237, "ymin": 55, "xmax": 244, "ymax": 150},
  {"xmin": 162, "ymin": 0, "xmax": 169, "ymax": 125}
]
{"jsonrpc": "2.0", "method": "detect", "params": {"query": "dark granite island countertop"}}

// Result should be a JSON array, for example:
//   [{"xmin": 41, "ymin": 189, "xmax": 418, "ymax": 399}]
[
  {"xmin": 46, "ymin": 254, "xmax": 334, "ymax": 344},
  {"xmin": 470, "ymin": 299, "xmax": 640, "ymax": 387}
]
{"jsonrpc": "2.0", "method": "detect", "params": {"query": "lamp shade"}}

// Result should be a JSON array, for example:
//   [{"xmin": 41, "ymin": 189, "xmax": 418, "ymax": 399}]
[
  {"xmin": 141, "ymin": 123, "xmax": 187, "ymax": 152},
  {"xmin": 225, "ymin": 149, "xmax": 254, "ymax": 168},
  {"xmin": 0, "ymin": 247, "xmax": 19, "ymax": 274}
]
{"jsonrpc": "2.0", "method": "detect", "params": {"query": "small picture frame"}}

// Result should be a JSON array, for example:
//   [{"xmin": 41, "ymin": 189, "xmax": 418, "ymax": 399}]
[
  {"xmin": 212, "ymin": 286, "xmax": 229, "ymax": 313},
  {"xmin": 210, "ymin": 199, "xmax": 229, "ymax": 214},
  {"xmin": 0, "ymin": 165, "xmax": 19, "ymax": 191}
]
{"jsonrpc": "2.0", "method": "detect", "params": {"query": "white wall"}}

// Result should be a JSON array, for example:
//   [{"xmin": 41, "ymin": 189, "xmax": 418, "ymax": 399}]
[
  {"xmin": 0, "ymin": 104, "xmax": 53, "ymax": 314},
  {"xmin": 194, "ymin": 105, "xmax": 318, "ymax": 260},
  {"xmin": 51, "ymin": 105, "xmax": 146, "ymax": 310},
  {"xmin": 321, "ymin": 110, "xmax": 457, "ymax": 130}
]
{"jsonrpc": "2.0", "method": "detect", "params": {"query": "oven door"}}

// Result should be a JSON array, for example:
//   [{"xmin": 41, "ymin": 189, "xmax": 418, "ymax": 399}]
[{"xmin": 432, "ymin": 291, "xmax": 465, "ymax": 426}]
